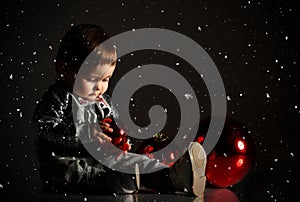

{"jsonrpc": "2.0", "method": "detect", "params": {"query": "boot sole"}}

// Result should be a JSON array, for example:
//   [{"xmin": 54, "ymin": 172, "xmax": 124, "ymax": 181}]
[{"xmin": 188, "ymin": 142, "xmax": 207, "ymax": 197}]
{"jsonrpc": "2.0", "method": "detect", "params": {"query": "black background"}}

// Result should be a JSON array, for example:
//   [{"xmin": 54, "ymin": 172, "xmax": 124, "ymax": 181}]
[{"xmin": 0, "ymin": 0, "xmax": 299, "ymax": 201}]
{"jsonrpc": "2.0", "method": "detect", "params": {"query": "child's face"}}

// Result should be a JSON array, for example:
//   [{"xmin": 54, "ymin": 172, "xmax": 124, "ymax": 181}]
[{"xmin": 73, "ymin": 63, "xmax": 116, "ymax": 100}]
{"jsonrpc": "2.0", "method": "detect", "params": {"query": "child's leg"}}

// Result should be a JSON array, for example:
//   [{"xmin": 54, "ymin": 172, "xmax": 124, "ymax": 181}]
[
  {"xmin": 100, "ymin": 142, "xmax": 207, "ymax": 196},
  {"xmin": 94, "ymin": 150, "xmax": 173, "ymax": 193},
  {"xmin": 39, "ymin": 156, "xmax": 139, "ymax": 194},
  {"xmin": 39, "ymin": 142, "xmax": 206, "ymax": 196}
]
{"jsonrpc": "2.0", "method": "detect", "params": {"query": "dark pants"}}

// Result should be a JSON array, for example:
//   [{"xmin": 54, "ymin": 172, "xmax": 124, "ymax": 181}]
[{"xmin": 39, "ymin": 153, "xmax": 173, "ymax": 195}]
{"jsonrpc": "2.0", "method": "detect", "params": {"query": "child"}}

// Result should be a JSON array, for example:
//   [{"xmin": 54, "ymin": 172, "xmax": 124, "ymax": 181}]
[{"xmin": 33, "ymin": 23, "xmax": 207, "ymax": 196}]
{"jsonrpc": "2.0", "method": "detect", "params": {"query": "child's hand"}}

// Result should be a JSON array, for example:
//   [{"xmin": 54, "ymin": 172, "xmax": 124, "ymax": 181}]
[
  {"xmin": 98, "ymin": 117, "xmax": 131, "ymax": 153},
  {"xmin": 92, "ymin": 124, "xmax": 112, "ymax": 144},
  {"xmin": 99, "ymin": 117, "xmax": 114, "ymax": 134}
]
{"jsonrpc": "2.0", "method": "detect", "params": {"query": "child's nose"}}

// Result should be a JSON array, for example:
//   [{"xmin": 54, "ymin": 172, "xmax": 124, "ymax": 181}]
[{"xmin": 96, "ymin": 81, "xmax": 102, "ymax": 92}]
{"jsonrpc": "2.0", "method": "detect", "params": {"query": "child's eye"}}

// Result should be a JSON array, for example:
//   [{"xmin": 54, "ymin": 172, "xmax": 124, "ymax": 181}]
[
  {"xmin": 86, "ymin": 78, "xmax": 97, "ymax": 82},
  {"xmin": 103, "ymin": 78, "xmax": 110, "ymax": 82}
]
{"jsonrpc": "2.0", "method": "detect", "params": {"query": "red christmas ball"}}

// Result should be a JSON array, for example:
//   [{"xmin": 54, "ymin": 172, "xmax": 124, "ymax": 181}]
[{"xmin": 196, "ymin": 116, "xmax": 254, "ymax": 188}]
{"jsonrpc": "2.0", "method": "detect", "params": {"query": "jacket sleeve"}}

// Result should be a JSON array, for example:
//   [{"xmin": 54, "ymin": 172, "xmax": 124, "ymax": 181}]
[
  {"xmin": 33, "ymin": 88, "xmax": 87, "ymax": 155},
  {"xmin": 32, "ymin": 88, "xmax": 105, "ymax": 193}
]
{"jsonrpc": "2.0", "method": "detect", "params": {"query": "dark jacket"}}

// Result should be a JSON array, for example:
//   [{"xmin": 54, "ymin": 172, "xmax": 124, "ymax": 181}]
[{"xmin": 32, "ymin": 80, "xmax": 136, "ymax": 194}]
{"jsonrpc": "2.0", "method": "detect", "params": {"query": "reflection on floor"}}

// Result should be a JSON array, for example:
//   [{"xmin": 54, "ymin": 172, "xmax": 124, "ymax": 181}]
[{"xmin": 39, "ymin": 188, "xmax": 239, "ymax": 202}]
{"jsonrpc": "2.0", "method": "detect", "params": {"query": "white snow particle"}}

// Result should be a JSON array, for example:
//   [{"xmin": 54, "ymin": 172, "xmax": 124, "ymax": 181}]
[
  {"xmin": 197, "ymin": 26, "xmax": 202, "ymax": 31},
  {"xmin": 9, "ymin": 74, "xmax": 13, "ymax": 80},
  {"xmin": 266, "ymin": 93, "xmax": 271, "ymax": 98},
  {"xmin": 48, "ymin": 45, "xmax": 53, "ymax": 50},
  {"xmin": 32, "ymin": 51, "xmax": 37, "ymax": 55},
  {"xmin": 184, "ymin": 93, "xmax": 193, "ymax": 100},
  {"xmin": 84, "ymin": 197, "xmax": 88, "ymax": 201},
  {"xmin": 227, "ymin": 95, "xmax": 231, "ymax": 101}
]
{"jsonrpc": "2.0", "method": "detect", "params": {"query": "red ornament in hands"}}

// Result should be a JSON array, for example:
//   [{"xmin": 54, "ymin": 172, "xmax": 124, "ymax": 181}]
[
  {"xmin": 196, "ymin": 117, "xmax": 254, "ymax": 188},
  {"xmin": 101, "ymin": 117, "xmax": 131, "ymax": 152}
]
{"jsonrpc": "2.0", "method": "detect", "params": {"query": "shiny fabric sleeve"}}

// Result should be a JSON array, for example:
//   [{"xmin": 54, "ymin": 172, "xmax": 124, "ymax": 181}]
[{"xmin": 33, "ymin": 88, "xmax": 87, "ymax": 155}]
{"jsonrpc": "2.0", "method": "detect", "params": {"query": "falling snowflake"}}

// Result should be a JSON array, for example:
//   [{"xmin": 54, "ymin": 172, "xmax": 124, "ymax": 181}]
[{"xmin": 184, "ymin": 93, "xmax": 193, "ymax": 100}]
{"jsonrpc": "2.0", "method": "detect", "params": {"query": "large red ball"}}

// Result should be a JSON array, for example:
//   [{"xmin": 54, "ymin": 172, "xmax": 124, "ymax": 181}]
[{"xmin": 196, "ymin": 117, "xmax": 254, "ymax": 188}]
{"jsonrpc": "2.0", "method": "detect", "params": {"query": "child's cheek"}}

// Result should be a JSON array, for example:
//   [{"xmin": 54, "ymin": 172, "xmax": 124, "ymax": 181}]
[
  {"xmin": 82, "ymin": 81, "xmax": 92, "ymax": 94},
  {"xmin": 74, "ymin": 80, "xmax": 89, "ymax": 96},
  {"xmin": 103, "ymin": 83, "xmax": 109, "ymax": 94}
]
